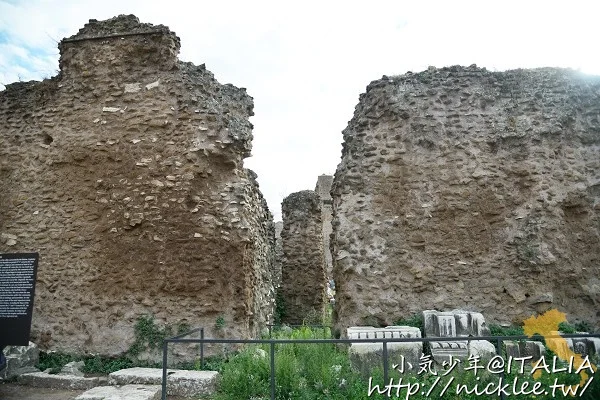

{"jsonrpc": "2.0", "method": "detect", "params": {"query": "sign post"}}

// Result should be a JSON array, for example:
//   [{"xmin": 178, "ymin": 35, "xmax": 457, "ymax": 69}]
[{"xmin": 0, "ymin": 253, "xmax": 39, "ymax": 345}]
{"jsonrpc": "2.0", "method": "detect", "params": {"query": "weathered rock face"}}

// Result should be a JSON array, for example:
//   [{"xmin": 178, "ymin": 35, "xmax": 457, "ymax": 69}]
[
  {"xmin": 0, "ymin": 15, "xmax": 275, "ymax": 354},
  {"xmin": 314, "ymin": 175, "xmax": 334, "ymax": 278},
  {"xmin": 331, "ymin": 65, "xmax": 600, "ymax": 335},
  {"xmin": 273, "ymin": 221, "xmax": 283, "ymax": 291},
  {"xmin": 280, "ymin": 191, "xmax": 327, "ymax": 324}
]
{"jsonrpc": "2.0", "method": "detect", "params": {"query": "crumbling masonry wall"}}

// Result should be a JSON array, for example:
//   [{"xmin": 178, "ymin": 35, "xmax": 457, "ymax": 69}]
[
  {"xmin": 331, "ymin": 66, "xmax": 600, "ymax": 334},
  {"xmin": 280, "ymin": 191, "xmax": 327, "ymax": 324},
  {"xmin": 0, "ymin": 15, "xmax": 275, "ymax": 355},
  {"xmin": 314, "ymin": 175, "xmax": 334, "ymax": 278}
]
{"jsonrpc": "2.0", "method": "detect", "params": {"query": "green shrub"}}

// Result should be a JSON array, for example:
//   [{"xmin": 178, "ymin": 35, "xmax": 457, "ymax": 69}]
[
  {"xmin": 394, "ymin": 313, "xmax": 424, "ymax": 330},
  {"xmin": 128, "ymin": 314, "xmax": 174, "ymax": 357},
  {"xmin": 489, "ymin": 324, "xmax": 525, "ymax": 336},
  {"xmin": 37, "ymin": 352, "xmax": 78, "ymax": 374},
  {"xmin": 215, "ymin": 326, "xmax": 367, "ymax": 400}
]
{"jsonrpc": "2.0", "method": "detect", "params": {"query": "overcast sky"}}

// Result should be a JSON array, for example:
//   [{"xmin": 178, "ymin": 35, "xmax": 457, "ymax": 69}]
[{"xmin": 1, "ymin": 0, "xmax": 599, "ymax": 220}]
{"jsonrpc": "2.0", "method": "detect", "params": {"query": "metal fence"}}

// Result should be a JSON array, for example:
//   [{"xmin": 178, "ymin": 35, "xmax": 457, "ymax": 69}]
[{"xmin": 161, "ymin": 329, "xmax": 600, "ymax": 400}]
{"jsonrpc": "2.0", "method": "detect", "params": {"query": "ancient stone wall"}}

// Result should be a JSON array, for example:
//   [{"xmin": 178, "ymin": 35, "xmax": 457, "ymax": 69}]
[
  {"xmin": 0, "ymin": 15, "xmax": 275, "ymax": 355},
  {"xmin": 273, "ymin": 221, "xmax": 283, "ymax": 291},
  {"xmin": 280, "ymin": 191, "xmax": 327, "ymax": 324},
  {"xmin": 331, "ymin": 65, "xmax": 600, "ymax": 335},
  {"xmin": 314, "ymin": 175, "xmax": 333, "ymax": 278}
]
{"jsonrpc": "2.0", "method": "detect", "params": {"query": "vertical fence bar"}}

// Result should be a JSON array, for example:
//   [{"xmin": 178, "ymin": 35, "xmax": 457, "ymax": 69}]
[
  {"xmin": 270, "ymin": 341, "xmax": 276, "ymax": 400},
  {"xmin": 161, "ymin": 340, "xmax": 168, "ymax": 400},
  {"xmin": 200, "ymin": 328, "xmax": 205, "ymax": 369},
  {"xmin": 269, "ymin": 324, "xmax": 273, "ymax": 339},
  {"xmin": 383, "ymin": 340, "xmax": 389, "ymax": 385},
  {"xmin": 496, "ymin": 337, "xmax": 506, "ymax": 400}
]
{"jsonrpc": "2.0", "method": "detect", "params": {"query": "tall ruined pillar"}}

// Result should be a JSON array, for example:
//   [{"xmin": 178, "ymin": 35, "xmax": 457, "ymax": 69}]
[
  {"xmin": 332, "ymin": 66, "xmax": 600, "ymax": 335},
  {"xmin": 280, "ymin": 191, "xmax": 327, "ymax": 324},
  {"xmin": 314, "ymin": 175, "xmax": 334, "ymax": 278},
  {"xmin": 0, "ymin": 15, "xmax": 275, "ymax": 355}
]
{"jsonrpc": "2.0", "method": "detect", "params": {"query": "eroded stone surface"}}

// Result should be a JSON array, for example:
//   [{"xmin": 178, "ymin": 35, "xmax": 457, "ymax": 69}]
[
  {"xmin": 75, "ymin": 384, "xmax": 161, "ymax": 400},
  {"xmin": 108, "ymin": 367, "xmax": 217, "ymax": 397},
  {"xmin": 423, "ymin": 310, "xmax": 494, "ymax": 363},
  {"xmin": 17, "ymin": 372, "xmax": 102, "ymax": 390},
  {"xmin": 0, "ymin": 342, "xmax": 40, "ymax": 380},
  {"xmin": 505, "ymin": 340, "xmax": 545, "ymax": 360},
  {"xmin": 280, "ymin": 191, "xmax": 327, "ymax": 324},
  {"xmin": 331, "ymin": 65, "xmax": 600, "ymax": 334},
  {"xmin": 314, "ymin": 175, "xmax": 334, "ymax": 278},
  {"xmin": 0, "ymin": 14, "xmax": 275, "ymax": 356},
  {"xmin": 347, "ymin": 326, "xmax": 422, "ymax": 376}
]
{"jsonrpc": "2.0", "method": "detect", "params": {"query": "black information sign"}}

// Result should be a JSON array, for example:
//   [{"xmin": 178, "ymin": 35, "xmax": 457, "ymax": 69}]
[{"xmin": 0, "ymin": 253, "xmax": 39, "ymax": 346}]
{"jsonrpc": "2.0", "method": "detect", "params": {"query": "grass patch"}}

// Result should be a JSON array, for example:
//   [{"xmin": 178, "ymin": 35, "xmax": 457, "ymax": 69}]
[{"xmin": 214, "ymin": 326, "xmax": 367, "ymax": 400}]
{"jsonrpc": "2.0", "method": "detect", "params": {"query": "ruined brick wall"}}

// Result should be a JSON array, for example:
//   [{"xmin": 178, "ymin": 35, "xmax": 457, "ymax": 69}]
[
  {"xmin": 280, "ymin": 191, "xmax": 327, "ymax": 324},
  {"xmin": 332, "ymin": 65, "xmax": 600, "ymax": 335},
  {"xmin": 0, "ymin": 15, "xmax": 275, "ymax": 355},
  {"xmin": 314, "ymin": 175, "xmax": 334, "ymax": 278}
]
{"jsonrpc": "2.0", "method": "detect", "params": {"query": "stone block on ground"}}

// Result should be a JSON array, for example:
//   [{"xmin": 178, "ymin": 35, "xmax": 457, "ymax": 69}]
[
  {"xmin": 423, "ymin": 310, "xmax": 495, "ymax": 363},
  {"xmin": 75, "ymin": 384, "xmax": 161, "ymax": 400},
  {"xmin": 566, "ymin": 334, "xmax": 600, "ymax": 358},
  {"xmin": 0, "ymin": 342, "xmax": 40, "ymax": 380},
  {"xmin": 60, "ymin": 361, "xmax": 86, "ymax": 377},
  {"xmin": 17, "ymin": 371, "xmax": 102, "ymax": 390},
  {"xmin": 546, "ymin": 332, "xmax": 600, "ymax": 358},
  {"xmin": 468, "ymin": 340, "xmax": 497, "ymax": 360},
  {"xmin": 108, "ymin": 367, "xmax": 218, "ymax": 397},
  {"xmin": 348, "ymin": 326, "xmax": 422, "ymax": 376},
  {"xmin": 505, "ymin": 340, "xmax": 545, "ymax": 361}
]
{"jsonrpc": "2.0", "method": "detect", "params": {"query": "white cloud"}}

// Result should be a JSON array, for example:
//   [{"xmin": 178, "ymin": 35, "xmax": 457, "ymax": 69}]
[{"xmin": 1, "ymin": 0, "xmax": 600, "ymax": 220}]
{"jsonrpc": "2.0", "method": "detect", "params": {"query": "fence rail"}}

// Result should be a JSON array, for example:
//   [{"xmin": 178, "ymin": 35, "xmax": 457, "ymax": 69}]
[{"xmin": 161, "ymin": 329, "xmax": 600, "ymax": 400}]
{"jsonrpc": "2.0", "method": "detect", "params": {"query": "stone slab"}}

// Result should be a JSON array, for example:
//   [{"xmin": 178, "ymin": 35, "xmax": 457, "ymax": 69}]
[
  {"xmin": 347, "ymin": 326, "xmax": 422, "ymax": 376},
  {"xmin": 17, "ymin": 371, "xmax": 102, "ymax": 390},
  {"xmin": 505, "ymin": 340, "xmax": 545, "ymax": 360},
  {"xmin": 108, "ymin": 367, "xmax": 218, "ymax": 397},
  {"xmin": 74, "ymin": 384, "xmax": 161, "ymax": 400},
  {"xmin": 423, "ymin": 310, "xmax": 495, "ymax": 364}
]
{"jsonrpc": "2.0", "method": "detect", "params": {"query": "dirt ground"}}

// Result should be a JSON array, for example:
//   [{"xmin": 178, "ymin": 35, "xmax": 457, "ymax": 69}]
[
  {"xmin": 0, "ymin": 382, "xmax": 194, "ymax": 400},
  {"xmin": 0, "ymin": 382, "xmax": 85, "ymax": 400}
]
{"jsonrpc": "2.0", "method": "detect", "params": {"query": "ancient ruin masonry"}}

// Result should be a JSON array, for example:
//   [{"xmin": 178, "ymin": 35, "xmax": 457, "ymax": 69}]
[
  {"xmin": 273, "ymin": 221, "xmax": 283, "ymax": 292},
  {"xmin": 314, "ymin": 175, "xmax": 334, "ymax": 278},
  {"xmin": 331, "ymin": 65, "xmax": 600, "ymax": 336},
  {"xmin": 0, "ymin": 15, "xmax": 275, "ymax": 355},
  {"xmin": 280, "ymin": 191, "xmax": 327, "ymax": 324}
]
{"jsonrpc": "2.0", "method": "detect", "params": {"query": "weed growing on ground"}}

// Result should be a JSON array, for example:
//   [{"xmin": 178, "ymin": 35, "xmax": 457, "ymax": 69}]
[{"xmin": 37, "ymin": 315, "xmax": 185, "ymax": 374}]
